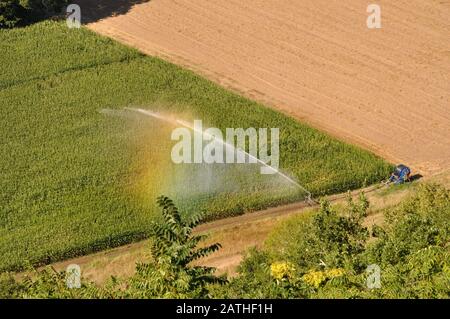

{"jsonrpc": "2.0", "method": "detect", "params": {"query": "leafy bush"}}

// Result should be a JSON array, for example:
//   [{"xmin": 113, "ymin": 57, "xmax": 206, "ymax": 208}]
[
  {"xmin": 1, "ymin": 197, "xmax": 226, "ymax": 298},
  {"xmin": 213, "ymin": 184, "xmax": 450, "ymax": 298},
  {"xmin": 2, "ymin": 185, "xmax": 449, "ymax": 298},
  {"xmin": 0, "ymin": 0, "xmax": 67, "ymax": 28},
  {"xmin": 117, "ymin": 196, "xmax": 226, "ymax": 298},
  {"xmin": 0, "ymin": 272, "xmax": 23, "ymax": 298},
  {"xmin": 265, "ymin": 194, "xmax": 369, "ymax": 272},
  {"xmin": 366, "ymin": 183, "xmax": 449, "ymax": 266},
  {"xmin": 209, "ymin": 248, "xmax": 305, "ymax": 299}
]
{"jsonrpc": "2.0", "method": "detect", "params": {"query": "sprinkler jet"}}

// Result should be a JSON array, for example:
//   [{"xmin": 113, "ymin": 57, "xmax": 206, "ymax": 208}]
[{"xmin": 129, "ymin": 108, "xmax": 306, "ymax": 191}]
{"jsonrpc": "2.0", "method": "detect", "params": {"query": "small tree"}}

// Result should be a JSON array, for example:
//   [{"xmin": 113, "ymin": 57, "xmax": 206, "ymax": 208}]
[
  {"xmin": 122, "ymin": 196, "xmax": 226, "ymax": 298},
  {"xmin": 295, "ymin": 192, "xmax": 370, "ymax": 271}
]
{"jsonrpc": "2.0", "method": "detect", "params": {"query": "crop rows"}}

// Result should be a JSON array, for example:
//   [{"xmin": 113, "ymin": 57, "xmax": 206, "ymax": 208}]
[{"xmin": 0, "ymin": 21, "xmax": 392, "ymax": 271}]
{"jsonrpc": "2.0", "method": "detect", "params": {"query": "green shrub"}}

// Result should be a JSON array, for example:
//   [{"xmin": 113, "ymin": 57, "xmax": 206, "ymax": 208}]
[
  {"xmin": 218, "ymin": 184, "xmax": 450, "ymax": 299},
  {"xmin": 265, "ymin": 194, "xmax": 369, "ymax": 271}
]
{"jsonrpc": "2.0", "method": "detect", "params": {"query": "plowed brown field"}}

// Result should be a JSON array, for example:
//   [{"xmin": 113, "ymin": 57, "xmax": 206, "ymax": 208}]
[{"xmin": 83, "ymin": 0, "xmax": 450, "ymax": 175}]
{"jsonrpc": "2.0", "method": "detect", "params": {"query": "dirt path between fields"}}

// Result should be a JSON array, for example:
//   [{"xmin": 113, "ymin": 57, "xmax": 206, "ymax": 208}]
[
  {"xmin": 48, "ymin": 198, "xmax": 316, "ymax": 282},
  {"xmin": 78, "ymin": 0, "xmax": 450, "ymax": 176},
  {"xmin": 39, "ymin": 171, "xmax": 448, "ymax": 284},
  {"xmin": 47, "ymin": 182, "xmax": 412, "ymax": 283}
]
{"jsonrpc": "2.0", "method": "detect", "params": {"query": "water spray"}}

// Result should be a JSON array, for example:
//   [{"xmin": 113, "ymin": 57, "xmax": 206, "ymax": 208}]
[{"xmin": 124, "ymin": 107, "xmax": 315, "ymax": 205}]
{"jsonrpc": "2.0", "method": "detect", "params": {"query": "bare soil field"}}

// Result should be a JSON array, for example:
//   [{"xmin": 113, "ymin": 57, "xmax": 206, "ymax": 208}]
[{"xmin": 81, "ymin": 0, "xmax": 450, "ymax": 175}]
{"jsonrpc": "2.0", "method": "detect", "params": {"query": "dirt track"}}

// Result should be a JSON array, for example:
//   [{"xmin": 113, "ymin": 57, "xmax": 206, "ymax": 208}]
[
  {"xmin": 82, "ymin": 0, "xmax": 450, "ymax": 175},
  {"xmin": 46, "ymin": 182, "xmax": 409, "ymax": 282}
]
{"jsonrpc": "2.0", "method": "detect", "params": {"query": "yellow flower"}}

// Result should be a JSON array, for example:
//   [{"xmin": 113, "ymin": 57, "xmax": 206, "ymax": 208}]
[
  {"xmin": 270, "ymin": 262, "xmax": 295, "ymax": 281},
  {"xmin": 302, "ymin": 270, "xmax": 326, "ymax": 288},
  {"xmin": 325, "ymin": 268, "xmax": 345, "ymax": 279},
  {"xmin": 302, "ymin": 268, "xmax": 345, "ymax": 288}
]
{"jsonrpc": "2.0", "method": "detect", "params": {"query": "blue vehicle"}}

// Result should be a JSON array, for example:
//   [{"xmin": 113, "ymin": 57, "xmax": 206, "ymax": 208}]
[{"xmin": 388, "ymin": 164, "xmax": 411, "ymax": 185}]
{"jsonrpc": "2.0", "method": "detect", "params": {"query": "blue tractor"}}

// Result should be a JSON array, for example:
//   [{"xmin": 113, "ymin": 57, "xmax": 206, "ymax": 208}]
[{"xmin": 387, "ymin": 164, "xmax": 411, "ymax": 185}]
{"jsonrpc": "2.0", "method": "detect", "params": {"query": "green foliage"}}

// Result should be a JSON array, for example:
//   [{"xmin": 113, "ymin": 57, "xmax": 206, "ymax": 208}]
[
  {"xmin": 0, "ymin": 272, "xmax": 23, "ymax": 298},
  {"xmin": 0, "ymin": 21, "xmax": 391, "ymax": 271},
  {"xmin": 213, "ymin": 194, "xmax": 371, "ymax": 298},
  {"xmin": 0, "ymin": 0, "xmax": 67, "ymax": 28},
  {"xmin": 1, "ymin": 197, "xmax": 225, "ymax": 298},
  {"xmin": 151, "ymin": 196, "xmax": 221, "ymax": 267},
  {"xmin": 214, "ymin": 184, "xmax": 450, "ymax": 299},
  {"xmin": 306, "ymin": 194, "xmax": 369, "ymax": 269},
  {"xmin": 210, "ymin": 248, "xmax": 306, "ymax": 299},
  {"xmin": 19, "ymin": 268, "xmax": 87, "ymax": 298},
  {"xmin": 78, "ymin": 197, "xmax": 226, "ymax": 298},
  {"xmin": 1, "ymin": 265, "xmax": 104, "ymax": 299},
  {"xmin": 0, "ymin": 21, "xmax": 143, "ymax": 89},
  {"xmin": 3, "ymin": 186, "xmax": 449, "ymax": 299},
  {"xmin": 125, "ymin": 196, "xmax": 226, "ymax": 298},
  {"xmin": 265, "ymin": 193, "xmax": 369, "ymax": 271},
  {"xmin": 366, "ymin": 184, "xmax": 449, "ymax": 267}
]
